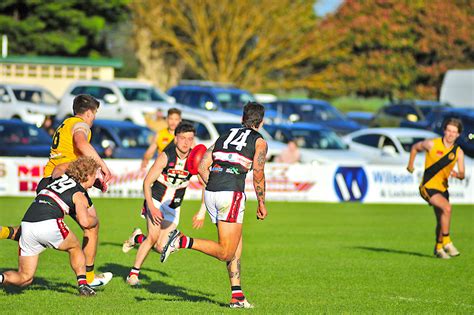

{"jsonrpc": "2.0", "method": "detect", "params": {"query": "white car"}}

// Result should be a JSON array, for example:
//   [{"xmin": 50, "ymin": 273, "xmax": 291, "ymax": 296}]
[
  {"xmin": 56, "ymin": 80, "xmax": 182, "ymax": 126},
  {"xmin": 180, "ymin": 108, "xmax": 285, "ymax": 161},
  {"xmin": 0, "ymin": 83, "xmax": 58, "ymax": 126},
  {"xmin": 343, "ymin": 128, "xmax": 440, "ymax": 165}
]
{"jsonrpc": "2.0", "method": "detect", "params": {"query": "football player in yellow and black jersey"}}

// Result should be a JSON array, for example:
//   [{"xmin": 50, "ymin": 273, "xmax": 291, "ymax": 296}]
[
  {"xmin": 0, "ymin": 94, "xmax": 113, "ymax": 287},
  {"xmin": 122, "ymin": 122, "xmax": 205, "ymax": 286},
  {"xmin": 407, "ymin": 118, "xmax": 465, "ymax": 259},
  {"xmin": 0, "ymin": 157, "xmax": 100, "ymax": 296}
]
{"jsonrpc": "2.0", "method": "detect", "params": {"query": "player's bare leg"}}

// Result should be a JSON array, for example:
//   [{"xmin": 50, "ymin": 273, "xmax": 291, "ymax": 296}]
[
  {"xmin": 429, "ymin": 194, "xmax": 459, "ymax": 258},
  {"xmin": 189, "ymin": 221, "xmax": 242, "ymax": 261},
  {"xmin": 80, "ymin": 207, "xmax": 112, "ymax": 287},
  {"xmin": 0, "ymin": 225, "xmax": 20, "ymax": 241},
  {"xmin": 57, "ymin": 231, "xmax": 95, "ymax": 296},
  {"xmin": 227, "ymin": 236, "xmax": 253, "ymax": 308},
  {"xmin": 127, "ymin": 217, "xmax": 175, "ymax": 286},
  {"xmin": 2, "ymin": 255, "xmax": 39, "ymax": 287}
]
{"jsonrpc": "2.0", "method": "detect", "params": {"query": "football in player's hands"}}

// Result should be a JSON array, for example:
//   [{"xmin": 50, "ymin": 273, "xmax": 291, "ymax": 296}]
[{"xmin": 186, "ymin": 144, "xmax": 207, "ymax": 175}]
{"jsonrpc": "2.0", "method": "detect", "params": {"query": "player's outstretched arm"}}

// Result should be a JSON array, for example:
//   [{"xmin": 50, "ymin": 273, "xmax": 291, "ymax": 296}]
[
  {"xmin": 73, "ymin": 193, "xmax": 98, "ymax": 229},
  {"xmin": 407, "ymin": 139, "xmax": 433, "ymax": 173},
  {"xmin": 143, "ymin": 152, "xmax": 168, "ymax": 225},
  {"xmin": 451, "ymin": 148, "xmax": 465, "ymax": 180},
  {"xmin": 141, "ymin": 135, "xmax": 158, "ymax": 169},
  {"xmin": 192, "ymin": 179, "xmax": 207, "ymax": 229},
  {"xmin": 198, "ymin": 144, "xmax": 214, "ymax": 185},
  {"xmin": 73, "ymin": 130, "xmax": 111, "ymax": 181},
  {"xmin": 253, "ymin": 138, "xmax": 268, "ymax": 220}
]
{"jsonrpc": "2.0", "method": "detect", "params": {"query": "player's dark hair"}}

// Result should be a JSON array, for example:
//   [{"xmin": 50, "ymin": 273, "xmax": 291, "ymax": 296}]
[
  {"xmin": 175, "ymin": 122, "xmax": 195, "ymax": 135},
  {"xmin": 242, "ymin": 102, "xmax": 265, "ymax": 128},
  {"xmin": 73, "ymin": 94, "xmax": 100, "ymax": 115},
  {"xmin": 443, "ymin": 117, "xmax": 463, "ymax": 134},
  {"xmin": 167, "ymin": 108, "xmax": 182, "ymax": 117}
]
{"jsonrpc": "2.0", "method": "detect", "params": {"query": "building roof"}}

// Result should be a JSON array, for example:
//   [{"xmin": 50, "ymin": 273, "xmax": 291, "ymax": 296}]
[{"xmin": 0, "ymin": 55, "xmax": 122, "ymax": 68}]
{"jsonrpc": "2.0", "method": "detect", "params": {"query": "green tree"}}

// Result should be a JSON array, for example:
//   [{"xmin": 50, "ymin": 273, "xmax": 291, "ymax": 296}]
[
  {"xmin": 0, "ymin": 0, "xmax": 130, "ymax": 57},
  {"xmin": 131, "ymin": 0, "xmax": 318, "ymax": 91},
  {"xmin": 309, "ymin": 0, "xmax": 474, "ymax": 99}
]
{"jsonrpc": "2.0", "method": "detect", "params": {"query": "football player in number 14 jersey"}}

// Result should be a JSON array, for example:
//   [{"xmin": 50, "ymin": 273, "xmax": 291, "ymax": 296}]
[{"xmin": 161, "ymin": 102, "xmax": 268, "ymax": 308}]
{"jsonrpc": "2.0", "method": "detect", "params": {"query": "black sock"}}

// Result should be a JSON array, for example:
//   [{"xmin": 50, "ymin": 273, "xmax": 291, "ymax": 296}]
[{"xmin": 86, "ymin": 265, "xmax": 94, "ymax": 272}]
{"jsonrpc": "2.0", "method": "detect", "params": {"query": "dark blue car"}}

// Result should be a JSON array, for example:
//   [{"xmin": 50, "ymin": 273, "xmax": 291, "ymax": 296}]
[
  {"xmin": 91, "ymin": 120, "xmax": 154, "ymax": 159},
  {"xmin": 401, "ymin": 107, "xmax": 474, "ymax": 158},
  {"xmin": 0, "ymin": 119, "xmax": 51, "ymax": 156},
  {"xmin": 266, "ymin": 99, "xmax": 362, "ymax": 135}
]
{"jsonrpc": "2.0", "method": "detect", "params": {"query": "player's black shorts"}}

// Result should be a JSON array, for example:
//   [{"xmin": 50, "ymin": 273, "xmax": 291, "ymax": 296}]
[{"xmin": 419, "ymin": 186, "xmax": 449, "ymax": 204}]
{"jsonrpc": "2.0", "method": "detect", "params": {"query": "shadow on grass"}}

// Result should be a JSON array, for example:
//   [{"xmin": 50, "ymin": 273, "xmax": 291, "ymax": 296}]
[
  {"xmin": 145, "ymin": 279, "xmax": 226, "ymax": 306},
  {"xmin": 353, "ymin": 246, "xmax": 433, "ymax": 258},
  {"xmin": 100, "ymin": 241, "xmax": 125, "ymax": 249},
  {"xmin": 1, "ymin": 275, "xmax": 77, "ymax": 295},
  {"xmin": 97, "ymin": 262, "xmax": 169, "ymax": 282}
]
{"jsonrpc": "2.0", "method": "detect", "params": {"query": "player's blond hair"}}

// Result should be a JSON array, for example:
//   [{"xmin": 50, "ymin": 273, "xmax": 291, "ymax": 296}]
[{"xmin": 66, "ymin": 157, "xmax": 100, "ymax": 183}]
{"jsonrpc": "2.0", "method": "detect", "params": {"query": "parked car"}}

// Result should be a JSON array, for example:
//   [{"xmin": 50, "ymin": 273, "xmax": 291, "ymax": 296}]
[
  {"xmin": 90, "ymin": 120, "xmax": 154, "ymax": 159},
  {"xmin": 265, "ymin": 99, "xmax": 362, "ymax": 135},
  {"xmin": 0, "ymin": 83, "xmax": 58, "ymax": 126},
  {"xmin": 180, "ymin": 108, "xmax": 285, "ymax": 161},
  {"xmin": 0, "ymin": 119, "xmax": 51, "ymax": 157},
  {"xmin": 370, "ymin": 100, "xmax": 448, "ymax": 128},
  {"xmin": 343, "ymin": 128, "xmax": 439, "ymax": 165},
  {"xmin": 57, "ymin": 80, "xmax": 182, "ymax": 126},
  {"xmin": 264, "ymin": 122, "xmax": 367, "ymax": 165},
  {"xmin": 168, "ymin": 81, "xmax": 254, "ymax": 113},
  {"xmin": 401, "ymin": 107, "xmax": 474, "ymax": 158}
]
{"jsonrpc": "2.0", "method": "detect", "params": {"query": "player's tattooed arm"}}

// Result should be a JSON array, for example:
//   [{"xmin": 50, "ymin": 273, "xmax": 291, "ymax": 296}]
[
  {"xmin": 198, "ymin": 144, "xmax": 214, "ymax": 185},
  {"xmin": 253, "ymin": 138, "xmax": 268, "ymax": 220}
]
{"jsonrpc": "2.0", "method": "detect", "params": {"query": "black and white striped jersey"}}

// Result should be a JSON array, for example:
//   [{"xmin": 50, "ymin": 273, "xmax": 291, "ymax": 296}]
[
  {"xmin": 22, "ymin": 174, "xmax": 92, "ymax": 222},
  {"xmin": 151, "ymin": 142, "xmax": 192, "ymax": 208},
  {"xmin": 206, "ymin": 127, "xmax": 262, "ymax": 192}
]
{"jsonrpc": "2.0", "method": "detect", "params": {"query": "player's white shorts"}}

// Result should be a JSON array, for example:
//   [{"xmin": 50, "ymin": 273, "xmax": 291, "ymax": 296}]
[
  {"xmin": 19, "ymin": 219, "xmax": 70, "ymax": 256},
  {"xmin": 145, "ymin": 198, "xmax": 180, "ymax": 226},
  {"xmin": 205, "ymin": 191, "xmax": 246, "ymax": 224}
]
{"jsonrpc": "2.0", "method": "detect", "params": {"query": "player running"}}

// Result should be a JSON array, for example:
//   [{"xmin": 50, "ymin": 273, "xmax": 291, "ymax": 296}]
[
  {"xmin": 0, "ymin": 94, "xmax": 112, "ymax": 287},
  {"xmin": 141, "ymin": 108, "xmax": 182, "ymax": 169},
  {"xmin": 123, "ymin": 122, "xmax": 205, "ymax": 286},
  {"xmin": 161, "ymin": 102, "xmax": 268, "ymax": 308},
  {"xmin": 407, "ymin": 117, "xmax": 465, "ymax": 259},
  {"xmin": 0, "ymin": 157, "xmax": 100, "ymax": 296}
]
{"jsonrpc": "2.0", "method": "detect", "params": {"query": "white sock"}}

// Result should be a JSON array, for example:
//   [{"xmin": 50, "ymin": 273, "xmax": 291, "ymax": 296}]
[{"xmin": 0, "ymin": 274, "xmax": 4, "ymax": 284}]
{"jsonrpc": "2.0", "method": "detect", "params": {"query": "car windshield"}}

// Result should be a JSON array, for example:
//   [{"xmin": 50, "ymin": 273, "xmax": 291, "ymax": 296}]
[
  {"xmin": 292, "ymin": 103, "xmax": 345, "ymax": 122},
  {"xmin": 0, "ymin": 124, "xmax": 51, "ymax": 145},
  {"xmin": 120, "ymin": 88, "xmax": 166, "ymax": 102},
  {"xmin": 419, "ymin": 106, "xmax": 436, "ymax": 116},
  {"xmin": 216, "ymin": 92, "xmax": 254, "ymax": 110},
  {"xmin": 13, "ymin": 88, "xmax": 58, "ymax": 105},
  {"xmin": 111, "ymin": 127, "xmax": 153, "ymax": 148},
  {"xmin": 290, "ymin": 128, "xmax": 346, "ymax": 149},
  {"xmin": 398, "ymin": 136, "xmax": 427, "ymax": 152}
]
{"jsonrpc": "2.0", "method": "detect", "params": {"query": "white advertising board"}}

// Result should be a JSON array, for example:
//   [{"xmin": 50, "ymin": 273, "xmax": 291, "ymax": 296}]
[{"xmin": 0, "ymin": 157, "xmax": 472, "ymax": 204}]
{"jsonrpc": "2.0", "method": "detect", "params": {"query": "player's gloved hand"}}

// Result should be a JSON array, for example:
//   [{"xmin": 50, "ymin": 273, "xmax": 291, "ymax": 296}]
[{"xmin": 93, "ymin": 168, "xmax": 108, "ymax": 193}]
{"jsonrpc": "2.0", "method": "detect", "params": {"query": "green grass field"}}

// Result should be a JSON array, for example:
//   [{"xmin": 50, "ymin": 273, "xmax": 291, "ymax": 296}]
[{"xmin": 0, "ymin": 197, "xmax": 473, "ymax": 313}]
